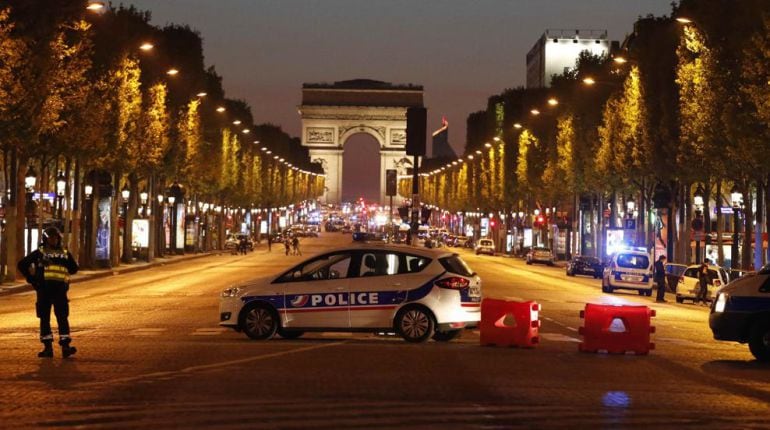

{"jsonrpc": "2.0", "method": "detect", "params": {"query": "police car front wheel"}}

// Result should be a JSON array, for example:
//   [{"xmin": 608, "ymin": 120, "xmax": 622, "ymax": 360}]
[
  {"xmin": 748, "ymin": 320, "xmax": 770, "ymax": 362},
  {"xmin": 241, "ymin": 304, "xmax": 278, "ymax": 340},
  {"xmin": 395, "ymin": 306, "xmax": 435, "ymax": 343}
]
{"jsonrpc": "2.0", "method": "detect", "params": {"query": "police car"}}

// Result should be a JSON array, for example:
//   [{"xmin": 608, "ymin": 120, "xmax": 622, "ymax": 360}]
[
  {"xmin": 601, "ymin": 249, "xmax": 653, "ymax": 296},
  {"xmin": 219, "ymin": 244, "xmax": 482, "ymax": 342},
  {"xmin": 709, "ymin": 264, "xmax": 770, "ymax": 361}
]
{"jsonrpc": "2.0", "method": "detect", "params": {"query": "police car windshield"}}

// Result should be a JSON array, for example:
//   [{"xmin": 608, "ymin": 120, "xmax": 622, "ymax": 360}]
[
  {"xmin": 759, "ymin": 264, "xmax": 770, "ymax": 275},
  {"xmin": 440, "ymin": 255, "xmax": 474, "ymax": 277}
]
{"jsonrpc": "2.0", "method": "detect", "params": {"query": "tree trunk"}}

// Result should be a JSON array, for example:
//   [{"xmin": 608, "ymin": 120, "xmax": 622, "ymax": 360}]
[
  {"xmin": 111, "ymin": 172, "xmax": 121, "ymax": 268},
  {"xmin": 742, "ymin": 186, "xmax": 754, "ymax": 270},
  {"xmin": 716, "ymin": 180, "xmax": 724, "ymax": 266},
  {"xmin": 684, "ymin": 184, "xmax": 693, "ymax": 264},
  {"xmin": 766, "ymin": 174, "xmax": 770, "ymax": 265},
  {"xmin": 754, "ymin": 179, "xmax": 764, "ymax": 269},
  {"xmin": 8, "ymin": 150, "xmax": 24, "ymax": 281}
]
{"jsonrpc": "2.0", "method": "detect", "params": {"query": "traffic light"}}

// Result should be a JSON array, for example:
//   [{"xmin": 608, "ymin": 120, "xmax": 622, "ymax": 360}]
[
  {"xmin": 534, "ymin": 215, "xmax": 545, "ymax": 228},
  {"xmin": 406, "ymin": 107, "xmax": 427, "ymax": 156},
  {"xmin": 490, "ymin": 220, "xmax": 496, "ymax": 227},
  {"xmin": 385, "ymin": 169, "xmax": 397, "ymax": 196}
]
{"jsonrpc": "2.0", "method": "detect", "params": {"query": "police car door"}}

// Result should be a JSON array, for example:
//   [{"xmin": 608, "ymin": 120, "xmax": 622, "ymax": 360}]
[
  {"xmin": 348, "ymin": 251, "xmax": 416, "ymax": 329},
  {"xmin": 280, "ymin": 252, "xmax": 353, "ymax": 329}
]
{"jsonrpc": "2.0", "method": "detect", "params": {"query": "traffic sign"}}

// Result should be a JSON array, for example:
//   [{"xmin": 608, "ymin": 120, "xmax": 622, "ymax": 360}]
[{"xmin": 624, "ymin": 219, "xmax": 636, "ymax": 230}]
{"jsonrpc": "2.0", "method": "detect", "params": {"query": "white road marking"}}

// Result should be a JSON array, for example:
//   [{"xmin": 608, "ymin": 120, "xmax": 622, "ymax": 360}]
[
  {"xmin": 191, "ymin": 328, "xmax": 229, "ymax": 336},
  {"xmin": 130, "ymin": 328, "xmax": 167, "ymax": 336},
  {"xmin": 539, "ymin": 333, "xmax": 581, "ymax": 343},
  {"xmin": 80, "ymin": 341, "xmax": 347, "ymax": 388}
]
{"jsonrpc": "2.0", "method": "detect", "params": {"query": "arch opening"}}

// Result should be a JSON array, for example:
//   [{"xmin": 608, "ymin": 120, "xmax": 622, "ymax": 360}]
[{"xmin": 341, "ymin": 133, "xmax": 381, "ymax": 204}]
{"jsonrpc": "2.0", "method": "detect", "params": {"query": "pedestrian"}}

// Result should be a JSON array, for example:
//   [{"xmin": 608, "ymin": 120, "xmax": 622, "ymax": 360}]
[
  {"xmin": 697, "ymin": 261, "xmax": 710, "ymax": 306},
  {"xmin": 17, "ymin": 227, "xmax": 79, "ymax": 358},
  {"xmin": 267, "ymin": 235, "xmax": 272, "ymax": 252},
  {"xmin": 654, "ymin": 255, "xmax": 667, "ymax": 303},
  {"xmin": 292, "ymin": 236, "xmax": 301, "ymax": 256},
  {"xmin": 239, "ymin": 236, "xmax": 247, "ymax": 255},
  {"xmin": 284, "ymin": 237, "xmax": 291, "ymax": 256}
]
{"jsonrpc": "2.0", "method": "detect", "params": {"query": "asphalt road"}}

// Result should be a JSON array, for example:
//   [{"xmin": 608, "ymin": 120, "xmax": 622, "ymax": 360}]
[{"xmin": 1, "ymin": 233, "xmax": 768, "ymax": 429}]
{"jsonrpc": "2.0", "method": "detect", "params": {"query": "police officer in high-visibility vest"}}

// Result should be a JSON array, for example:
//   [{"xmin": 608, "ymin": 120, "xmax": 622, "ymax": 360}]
[{"xmin": 18, "ymin": 227, "xmax": 79, "ymax": 358}]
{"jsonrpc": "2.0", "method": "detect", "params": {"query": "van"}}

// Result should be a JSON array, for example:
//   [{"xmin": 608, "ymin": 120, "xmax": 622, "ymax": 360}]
[{"xmin": 601, "ymin": 250, "xmax": 653, "ymax": 296}]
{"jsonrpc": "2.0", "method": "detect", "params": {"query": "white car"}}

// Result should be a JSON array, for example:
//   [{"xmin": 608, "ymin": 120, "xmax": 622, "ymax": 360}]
[
  {"xmin": 710, "ymin": 264, "xmax": 770, "ymax": 361},
  {"xmin": 526, "ymin": 247, "xmax": 554, "ymax": 266},
  {"xmin": 602, "ymin": 250, "xmax": 653, "ymax": 296},
  {"xmin": 219, "ymin": 244, "xmax": 482, "ymax": 342},
  {"xmin": 675, "ymin": 264, "xmax": 730, "ymax": 303},
  {"xmin": 475, "ymin": 239, "xmax": 495, "ymax": 255}
]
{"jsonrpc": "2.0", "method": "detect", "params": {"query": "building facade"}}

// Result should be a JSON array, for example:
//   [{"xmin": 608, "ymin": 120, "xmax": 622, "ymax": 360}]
[{"xmin": 526, "ymin": 29, "xmax": 611, "ymax": 88}]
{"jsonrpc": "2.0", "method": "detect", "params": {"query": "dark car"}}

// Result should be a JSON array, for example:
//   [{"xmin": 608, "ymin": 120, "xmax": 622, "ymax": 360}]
[{"xmin": 566, "ymin": 255, "xmax": 602, "ymax": 278}]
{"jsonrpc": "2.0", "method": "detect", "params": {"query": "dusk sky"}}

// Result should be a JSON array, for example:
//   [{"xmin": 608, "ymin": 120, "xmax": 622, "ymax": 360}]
[{"xmin": 127, "ymin": 0, "xmax": 673, "ymax": 200}]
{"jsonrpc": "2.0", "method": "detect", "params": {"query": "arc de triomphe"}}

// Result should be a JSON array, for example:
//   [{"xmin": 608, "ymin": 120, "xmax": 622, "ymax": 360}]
[{"xmin": 299, "ymin": 79, "xmax": 423, "ymax": 205}]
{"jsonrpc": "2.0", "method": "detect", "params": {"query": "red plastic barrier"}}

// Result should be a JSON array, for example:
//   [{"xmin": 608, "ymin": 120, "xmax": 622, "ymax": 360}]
[
  {"xmin": 578, "ymin": 303, "xmax": 656, "ymax": 355},
  {"xmin": 480, "ymin": 299, "xmax": 540, "ymax": 348}
]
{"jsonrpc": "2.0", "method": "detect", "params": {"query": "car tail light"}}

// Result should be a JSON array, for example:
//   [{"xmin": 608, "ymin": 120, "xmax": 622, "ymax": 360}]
[{"xmin": 434, "ymin": 277, "xmax": 470, "ymax": 290}]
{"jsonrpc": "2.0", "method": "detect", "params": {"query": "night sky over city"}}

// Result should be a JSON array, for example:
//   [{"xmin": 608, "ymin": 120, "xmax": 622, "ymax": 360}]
[{"xmin": 122, "ymin": 0, "xmax": 672, "ymax": 200}]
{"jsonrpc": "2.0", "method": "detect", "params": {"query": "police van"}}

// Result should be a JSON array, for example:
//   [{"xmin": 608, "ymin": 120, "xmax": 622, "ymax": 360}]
[
  {"xmin": 219, "ymin": 244, "xmax": 482, "ymax": 342},
  {"xmin": 709, "ymin": 264, "xmax": 770, "ymax": 361}
]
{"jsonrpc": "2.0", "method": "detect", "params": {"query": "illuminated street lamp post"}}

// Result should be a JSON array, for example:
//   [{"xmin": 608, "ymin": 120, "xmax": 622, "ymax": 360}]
[
  {"xmin": 139, "ymin": 189, "xmax": 149, "ymax": 218},
  {"xmin": 83, "ymin": 183, "xmax": 94, "ymax": 267},
  {"xmin": 24, "ymin": 166, "xmax": 37, "ymax": 253},
  {"xmin": 168, "ymin": 194, "xmax": 177, "ymax": 254},
  {"xmin": 121, "ymin": 184, "xmax": 131, "ymax": 263},
  {"xmin": 156, "ymin": 193, "xmax": 165, "ymax": 257},
  {"xmin": 730, "ymin": 186, "xmax": 743, "ymax": 270},
  {"xmin": 55, "ymin": 171, "xmax": 66, "ymax": 222}
]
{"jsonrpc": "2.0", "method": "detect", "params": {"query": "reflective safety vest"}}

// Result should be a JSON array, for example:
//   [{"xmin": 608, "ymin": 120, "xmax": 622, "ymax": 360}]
[{"xmin": 39, "ymin": 247, "xmax": 71, "ymax": 283}]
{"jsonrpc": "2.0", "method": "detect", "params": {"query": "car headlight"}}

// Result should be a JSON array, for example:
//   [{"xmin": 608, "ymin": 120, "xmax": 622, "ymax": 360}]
[
  {"xmin": 714, "ymin": 292, "xmax": 728, "ymax": 313},
  {"xmin": 221, "ymin": 287, "xmax": 242, "ymax": 298}
]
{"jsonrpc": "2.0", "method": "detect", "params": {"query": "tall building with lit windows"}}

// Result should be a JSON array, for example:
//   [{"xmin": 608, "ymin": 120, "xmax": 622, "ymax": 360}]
[{"xmin": 526, "ymin": 29, "xmax": 612, "ymax": 88}]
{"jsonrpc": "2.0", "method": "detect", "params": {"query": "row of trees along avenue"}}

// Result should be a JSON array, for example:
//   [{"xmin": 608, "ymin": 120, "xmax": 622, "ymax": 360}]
[
  {"xmin": 401, "ymin": 0, "xmax": 770, "ymax": 270},
  {"xmin": 0, "ymin": 1, "xmax": 324, "ymax": 279}
]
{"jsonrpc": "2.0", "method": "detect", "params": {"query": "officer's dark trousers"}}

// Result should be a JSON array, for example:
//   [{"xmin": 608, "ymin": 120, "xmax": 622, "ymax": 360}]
[
  {"xmin": 35, "ymin": 285, "xmax": 70, "ymax": 344},
  {"xmin": 656, "ymin": 279, "xmax": 666, "ymax": 301}
]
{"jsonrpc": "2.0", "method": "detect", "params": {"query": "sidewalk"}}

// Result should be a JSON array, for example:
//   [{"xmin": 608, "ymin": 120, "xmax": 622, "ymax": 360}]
[{"xmin": 0, "ymin": 251, "xmax": 224, "ymax": 297}]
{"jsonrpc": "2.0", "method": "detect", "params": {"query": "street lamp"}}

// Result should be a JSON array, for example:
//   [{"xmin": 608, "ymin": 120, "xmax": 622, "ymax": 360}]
[
  {"xmin": 730, "ymin": 185, "xmax": 743, "ymax": 270},
  {"xmin": 121, "ymin": 184, "xmax": 130, "ymax": 263},
  {"xmin": 24, "ymin": 166, "xmax": 37, "ymax": 253},
  {"xmin": 139, "ymin": 189, "xmax": 149, "ymax": 217},
  {"xmin": 693, "ymin": 185, "xmax": 705, "ymax": 263},
  {"xmin": 56, "ymin": 171, "xmax": 66, "ymax": 221}
]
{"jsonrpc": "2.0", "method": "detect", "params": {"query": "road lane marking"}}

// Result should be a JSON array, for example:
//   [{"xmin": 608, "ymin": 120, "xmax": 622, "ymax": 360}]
[
  {"xmin": 129, "ymin": 328, "xmax": 167, "ymax": 336},
  {"xmin": 80, "ymin": 341, "xmax": 347, "ymax": 388},
  {"xmin": 539, "ymin": 333, "xmax": 581, "ymax": 342},
  {"xmin": 191, "ymin": 328, "xmax": 229, "ymax": 336}
]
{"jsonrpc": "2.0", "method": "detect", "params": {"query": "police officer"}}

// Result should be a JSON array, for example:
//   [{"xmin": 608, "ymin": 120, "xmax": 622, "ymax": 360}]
[{"xmin": 18, "ymin": 227, "xmax": 79, "ymax": 358}]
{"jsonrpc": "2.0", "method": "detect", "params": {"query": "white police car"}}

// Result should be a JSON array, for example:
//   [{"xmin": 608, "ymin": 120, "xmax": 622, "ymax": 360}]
[
  {"xmin": 601, "ymin": 249, "xmax": 653, "ymax": 296},
  {"xmin": 220, "ymin": 244, "xmax": 482, "ymax": 342},
  {"xmin": 709, "ymin": 264, "xmax": 770, "ymax": 361}
]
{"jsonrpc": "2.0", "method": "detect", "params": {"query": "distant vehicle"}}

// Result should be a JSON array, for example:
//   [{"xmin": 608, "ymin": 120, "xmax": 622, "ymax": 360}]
[
  {"xmin": 219, "ymin": 244, "xmax": 482, "ymax": 342},
  {"xmin": 224, "ymin": 233, "xmax": 254, "ymax": 251},
  {"xmin": 526, "ymin": 247, "xmax": 554, "ymax": 266},
  {"xmin": 475, "ymin": 239, "xmax": 495, "ymax": 256},
  {"xmin": 710, "ymin": 264, "xmax": 770, "ymax": 361},
  {"xmin": 566, "ymin": 255, "xmax": 602, "ymax": 278},
  {"xmin": 676, "ymin": 264, "xmax": 730, "ymax": 304},
  {"xmin": 341, "ymin": 225, "xmax": 352, "ymax": 234},
  {"xmin": 601, "ymin": 250, "xmax": 653, "ymax": 296}
]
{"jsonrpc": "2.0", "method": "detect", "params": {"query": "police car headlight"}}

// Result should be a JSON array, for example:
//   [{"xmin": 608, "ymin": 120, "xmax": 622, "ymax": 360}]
[
  {"xmin": 221, "ymin": 287, "xmax": 242, "ymax": 298},
  {"xmin": 714, "ymin": 292, "xmax": 728, "ymax": 313}
]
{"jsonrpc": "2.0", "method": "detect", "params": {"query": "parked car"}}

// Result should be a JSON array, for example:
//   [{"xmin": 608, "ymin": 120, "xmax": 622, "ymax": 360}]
[
  {"xmin": 566, "ymin": 255, "xmax": 602, "ymax": 278},
  {"xmin": 219, "ymin": 244, "xmax": 482, "ymax": 342},
  {"xmin": 675, "ymin": 264, "xmax": 730, "ymax": 303},
  {"xmin": 601, "ymin": 249, "xmax": 653, "ymax": 296},
  {"xmin": 475, "ymin": 239, "xmax": 495, "ymax": 255},
  {"xmin": 710, "ymin": 264, "xmax": 770, "ymax": 361},
  {"xmin": 340, "ymin": 225, "xmax": 352, "ymax": 234},
  {"xmin": 526, "ymin": 247, "xmax": 554, "ymax": 266}
]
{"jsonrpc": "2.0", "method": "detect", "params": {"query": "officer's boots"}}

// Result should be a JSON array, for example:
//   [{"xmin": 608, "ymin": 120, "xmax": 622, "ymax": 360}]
[
  {"xmin": 60, "ymin": 339, "xmax": 77, "ymax": 358},
  {"xmin": 38, "ymin": 341, "xmax": 53, "ymax": 358}
]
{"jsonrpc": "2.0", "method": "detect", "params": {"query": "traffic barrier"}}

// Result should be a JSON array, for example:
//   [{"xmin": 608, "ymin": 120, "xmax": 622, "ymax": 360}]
[
  {"xmin": 578, "ymin": 303, "xmax": 656, "ymax": 355},
  {"xmin": 480, "ymin": 299, "xmax": 540, "ymax": 347}
]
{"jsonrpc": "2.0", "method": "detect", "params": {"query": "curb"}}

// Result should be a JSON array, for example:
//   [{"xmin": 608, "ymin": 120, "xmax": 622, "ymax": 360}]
[{"xmin": 0, "ymin": 251, "xmax": 224, "ymax": 297}]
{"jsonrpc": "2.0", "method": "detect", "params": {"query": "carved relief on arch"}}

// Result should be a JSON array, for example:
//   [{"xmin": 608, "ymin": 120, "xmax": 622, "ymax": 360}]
[{"xmin": 311, "ymin": 158, "xmax": 329, "ymax": 172}]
